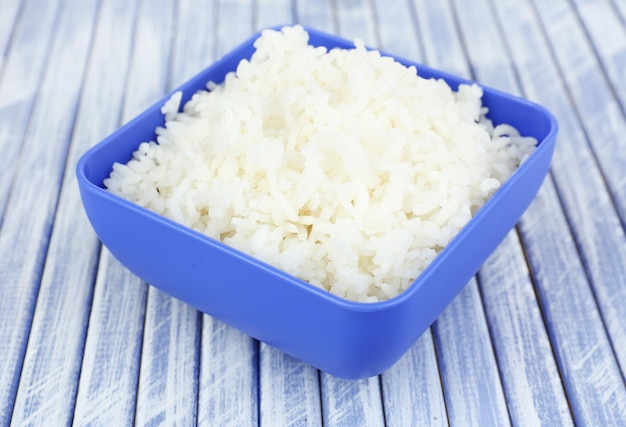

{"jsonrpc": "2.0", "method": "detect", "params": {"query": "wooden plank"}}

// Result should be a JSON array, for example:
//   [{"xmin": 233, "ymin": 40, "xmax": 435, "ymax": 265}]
[
  {"xmin": 447, "ymin": 1, "xmax": 574, "ymax": 424},
  {"xmin": 381, "ymin": 330, "xmax": 448, "ymax": 426},
  {"xmin": 197, "ymin": 316, "xmax": 258, "ymax": 426},
  {"xmin": 7, "ymin": 0, "xmax": 138, "ymax": 425},
  {"xmin": 519, "ymin": 178, "xmax": 626, "ymax": 424},
  {"xmin": 334, "ymin": 0, "xmax": 379, "ymax": 46},
  {"xmin": 410, "ymin": 0, "xmax": 466, "ymax": 76},
  {"xmin": 320, "ymin": 374, "xmax": 385, "ymax": 426},
  {"xmin": 433, "ymin": 279, "xmax": 511, "ymax": 426},
  {"xmin": 0, "ymin": 0, "xmax": 103, "ymax": 423},
  {"xmin": 135, "ymin": 290, "xmax": 200, "ymax": 426},
  {"xmin": 567, "ymin": 0, "xmax": 626, "ymax": 378},
  {"xmin": 0, "ymin": 0, "xmax": 22, "ymax": 72},
  {"xmin": 479, "ymin": 232, "xmax": 574, "ymax": 426},
  {"xmin": 72, "ymin": 250, "xmax": 147, "ymax": 425},
  {"xmin": 570, "ymin": 0, "xmax": 626, "ymax": 113},
  {"xmin": 371, "ymin": 0, "xmax": 422, "ymax": 61},
  {"xmin": 216, "ymin": 0, "xmax": 254, "ymax": 59},
  {"xmin": 533, "ymin": 0, "xmax": 626, "ymax": 221},
  {"xmin": 0, "ymin": 0, "xmax": 59, "ymax": 221},
  {"xmin": 73, "ymin": 0, "xmax": 181, "ymax": 423},
  {"xmin": 255, "ymin": 0, "xmax": 294, "ymax": 30},
  {"xmin": 530, "ymin": 0, "xmax": 626, "ymax": 376},
  {"xmin": 490, "ymin": 0, "xmax": 626, "ymax": 423},
  {"xmin": 259, "ymin": 344, "xmax": 322, "ymax": 427},
  {"xmin": 294, "ymin": 0, "xmax": 335, "ymax": 33},
  {"xmin": 170, "ymin": 0, "xmax": 216, "ymax": 88}
]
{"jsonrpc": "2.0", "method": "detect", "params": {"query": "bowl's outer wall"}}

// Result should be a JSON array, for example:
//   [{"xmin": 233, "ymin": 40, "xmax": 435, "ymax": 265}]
[{"xmin": 76, "ymin": 27, "xmax": 557, "ymax": 379}]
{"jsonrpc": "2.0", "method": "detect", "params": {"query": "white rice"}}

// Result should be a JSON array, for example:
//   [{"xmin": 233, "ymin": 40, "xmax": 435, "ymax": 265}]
[{"xmin": 105, "ymin": 25, "xmax": 537, "ymax": 302}]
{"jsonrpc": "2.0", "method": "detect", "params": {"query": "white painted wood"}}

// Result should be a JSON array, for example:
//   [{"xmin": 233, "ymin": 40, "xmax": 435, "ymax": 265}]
[
  {"xmin": 135, "ymin": 290, "xmax": 200, "ymax": 426},
  {"xmin": 410, "ymin": 0, "xmax": 467, "ymax": 76},
  {"xmin": 571, "ymin": 0, "xmax": 626, "ymax": 113},
  {"xmin": 74, "ymin": 0, "xmax": 189, "ymax": 424},
  {"xmin": 294, "ymin": 0, "xmax": 335, "ymax": 33},
  {"xmin": 479, "ymin": 232, "xmax": 574, "ymax": 426},
  {"xmin": 530, "ymin": 0, "xmax": 626, "ymax": 376},
  {"xmin": 0, "ymin": 0, "xmax": 102, "ymax": 423},
  {"xmin": 433, "ymin": 279, "xmax": 511, "ymax": 426},
  {"xmin": 534, "ymin": 0, "xmax": 626, "ymax": 220},
  {"xmin": 255, "ymin": 0, "xmax": 294, "ymax": 30},
  {"xmin": 448, "ymin": 1, "xmax": 574, "ymax": 424},
  {"xmin": 72, "ymin": 250, "xmax": 147, "ymax": 425},
  {"xmin": 371, "ymin": 0, "xmax": 422, "ymax": 61},
  {"xmin": 216, "ymin": 0, "xmax": 254, "ymax": 59},
  {"xmin": 170, "ymin": 0, "xmax": 217, "ymax": 88},
  {"xmin": 8, "ymin": 0, "xmax": 137, "ymax": 425},
  {"xmin": 259, "ymin": 344, "xmax": 322, "ymax": 427},
  {"xmin": 197, "ymin": 316, "xmax": 258, "ymax": 426},
  {"xmin": 381, "ymin": 329, "xmax": 448, "ymax": 427},
  {"xmin": 321, "ymin": 374, "xmax": 385, "ymax": 426},
  {"xmin": 519, "ymin": 178, "xmax": 626, "ymax": 425},
  {"xmin": 491, "ymin": 0, "xmax": 626, "ymax": 423},
  {"xmin": 0, "ymin": 0, "xmax": 22, "ymax": 72},
  {"xmin": 334, "ymin": 0, "xmax": 379, "ymax": 46},
  {"xmin": 0, "ymin": 0, "xmax": 60, "ymax": 220}
]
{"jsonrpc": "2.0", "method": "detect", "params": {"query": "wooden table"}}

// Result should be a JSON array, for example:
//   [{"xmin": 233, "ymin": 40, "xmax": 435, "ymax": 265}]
[{"xmin": 1, "ymin": 0, "xmax": 625, "ymax": 425}]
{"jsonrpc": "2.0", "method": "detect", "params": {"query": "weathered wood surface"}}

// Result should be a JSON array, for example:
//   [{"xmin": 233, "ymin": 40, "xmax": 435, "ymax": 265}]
[{"xmin": 1, "ymin": 0, "xmax": 625, "ymax": 425}]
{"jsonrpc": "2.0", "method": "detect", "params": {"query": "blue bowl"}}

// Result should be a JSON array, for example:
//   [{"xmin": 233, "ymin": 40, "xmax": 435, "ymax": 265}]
[{"xmin": 76, "ymin": 26, "xmax": 557, "ymax": 379}]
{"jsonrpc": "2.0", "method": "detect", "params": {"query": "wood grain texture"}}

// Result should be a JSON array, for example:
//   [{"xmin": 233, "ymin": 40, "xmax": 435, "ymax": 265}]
[
  {"xmin": 255, "ymin": 0, "xmax": 294, "ymax": 29},
  {"xmin": 295, "ymin": 0, "xmax": 335, "ymax": 32},
  {"xmin": 259, "ymin": 344, "xmax": 322, "ymax": 427},
  {"xmin": 0, "ymin": 0, "xmax": 98, "ymax": 423},
  {"xmin": 321, "ymin": 374, "xmax": 384, "ymax": 426},
  {"xmin": 433, "ymin": 280, "xmax": 511, "ymax": 427},
  {"xmin": 491, "ymin": 0, "xmax": 626, "ymax": 423},
  {"xmin": 381, "ymin": 330, "xmax": 448, "ymax": 427},
  {"xmin": 216, "ymin": 0, "xmax": 254, "ymax": 59},
  {"xmin": 8, "ymin": 0, "xmax": 137, "ymax": 425},
  {"xmin": 571, "ymin": 0, "xmax": 626, "ymax": 114},
  {"xmin": 533, "ymin": 0, "xmax": 626, "ymax": 221},
  {"xmin": 75, "ymin": 0, "xmax": 181, "ymax": 424},
  {"xmin": 0, "ymin": 0, "xmax": 60, "ymax": 221},
  {"xmin": 72, "ymin": 250, "xmax": 147, "ymax": 426},
  {"xmin": 530, "ymin": 0, "xmax": 626, "ymax": 377},
  {"xmin": 449, "ymin": 0, "xmax": 574, "ymax": 424},
  {"xmin": 0, "ymin": 0, "xmax": 22, "ymax": 72},
  {"xmin": 197, "ymin": 316, "xmax": 258, "ymax": 426},
  {"xmin": 479, "ymin": 232, "xmax": 574, "ymax": 426},
  {"xmin": 135, "ymin": 290, "xmax": 200, "ymax": 426},
  {"xmin": 334, "ymin": 0, "xmax": 379, "ymax": 46},
  {"xmin": 371, "ymin": 0, "xmax": 422, "ymax": 61}
]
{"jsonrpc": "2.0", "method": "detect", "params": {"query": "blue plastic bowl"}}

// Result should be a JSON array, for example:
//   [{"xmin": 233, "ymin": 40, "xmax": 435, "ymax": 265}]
[{"xmin": 76, "ymin": 26, "xmax": 557, "ymax": 379}]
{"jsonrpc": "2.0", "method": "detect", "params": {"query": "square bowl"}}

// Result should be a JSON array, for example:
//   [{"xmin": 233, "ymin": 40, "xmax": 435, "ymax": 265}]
[{"xmin": 76, "ymin": 26, "xmax": 557, "ymax": 379}]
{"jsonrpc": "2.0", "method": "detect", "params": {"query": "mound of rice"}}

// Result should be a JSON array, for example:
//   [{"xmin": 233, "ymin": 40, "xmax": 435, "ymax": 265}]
[{"xmin": 105, "ymin": 25, "xmax": 536, "ymax": 302}]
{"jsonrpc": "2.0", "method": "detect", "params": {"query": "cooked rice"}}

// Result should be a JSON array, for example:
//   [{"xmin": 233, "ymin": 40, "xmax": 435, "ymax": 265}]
[{"xmin": 105, "ymin": 25, "xmax": 536, "ymax": 302}]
